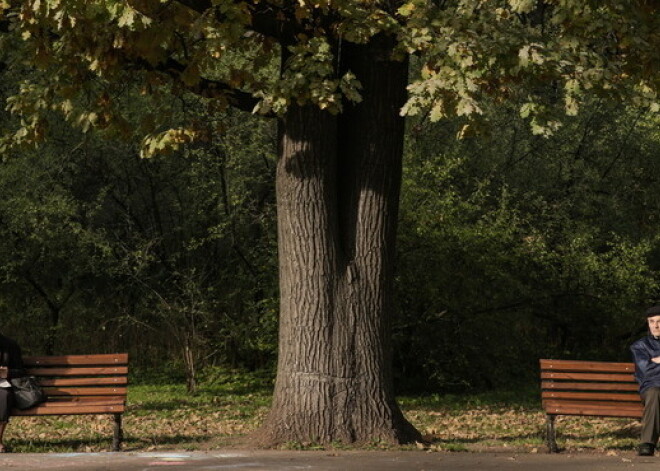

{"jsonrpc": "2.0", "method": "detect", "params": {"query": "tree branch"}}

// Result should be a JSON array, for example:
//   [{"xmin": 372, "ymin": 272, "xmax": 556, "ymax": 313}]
[
  {"xmin": 173, "ymin": 0, "xmax": 211, "ymax": 13},
  {"xmin": 143, "ymin": 57, "xmax": 270, "ymax": 116},
  {"xmin": 23, "ymin": 271, "xmax": 62, "ymax": 316},
  {"xmin": 174, "ymin": 0, "xmax": 298, "ymax": 46},
  {"xmin": 601, "ymin": 109, "xmax": 646, "ymax": 180}
]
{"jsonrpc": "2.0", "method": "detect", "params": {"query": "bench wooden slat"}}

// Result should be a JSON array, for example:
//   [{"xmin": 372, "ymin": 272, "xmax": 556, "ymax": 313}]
[
  {"xmin": 543, "ymin": 399, "xmax": 642, "ymax": 417},
  {"xmin": 543, "ymin": 399, "xmax": 642, "ymax": 411},
  {"xmin": 540, "ymin": 359, "xmax": 635, "ymax": 373},
  {"xmin": 542, "ymin": 391, "xmax": 641, "ymax": 402},
  {"xmin": 23, "ymin": 354, "xmax": 129, "ymax": 367},
  {"xmin": 45, "ymin": 396, "xmax": 127, "ymax": 402},
  {"xmin": 34, "ymin": 397, "xmax": 124, "ymax": 406},
  {"xmin": 13, "ymin": 404, "xmax": 126, "ymax": 416},
  {"xmin": 544, "ymin": 398, "xmax": 642, "ymax": 408},
  {"xmin": 38, "ymin": 377, "xmax": 128, "ymax": 387},
  {"xmin": 26, "ymin": 366, "xmax": 129, "ymax": 376},
  {"xmin": 541, "ymin": 372, "xmax": 635, "ymax": 382},
  {"xmin": 544, "ymin": 404, "xmax": 642, "ymax": 418},
  {"xmin": 541, "ymin": 381, "xmax": 639, "ymax": 392},
  {"xmin": 43, "ymin": 387, "xmax": 128, "ymax": 397}
]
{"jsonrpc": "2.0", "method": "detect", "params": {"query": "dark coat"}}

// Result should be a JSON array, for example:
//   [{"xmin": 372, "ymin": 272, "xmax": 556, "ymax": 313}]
[
  {"xmin": 631, "ymin": 335, "xmax": 660, "ymax": 395},
  {"xmin": 0, "ymin": 334, "xmax": 24, "ymax": 379}
]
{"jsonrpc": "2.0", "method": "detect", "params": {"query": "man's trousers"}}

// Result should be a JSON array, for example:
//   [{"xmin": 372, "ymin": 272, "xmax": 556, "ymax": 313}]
[
  {"xmin": 642, "ymin": 387, "xmax": 660, "ymax": 444},
  {"xmin": 0, "ymin": 388, "xmax": 12, "ymax": 422}
]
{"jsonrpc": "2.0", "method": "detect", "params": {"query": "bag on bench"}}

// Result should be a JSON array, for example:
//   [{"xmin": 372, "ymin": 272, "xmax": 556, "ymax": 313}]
[{"xmin": 11, "ymin": 376, "xmax": 46, "ymax": 410}]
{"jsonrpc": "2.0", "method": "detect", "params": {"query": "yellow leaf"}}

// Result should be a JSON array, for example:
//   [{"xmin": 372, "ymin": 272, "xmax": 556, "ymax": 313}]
[
  {"xmin": 295, "ymin": 5, "xmax": 310, "ymax": 20},
  {"xmin": 398, "ymin": 2, "xmax": 416, "ymax": 17},
  {"xmin": 118, "ymin": 6, "xmax": 136, "ymax": 28}
]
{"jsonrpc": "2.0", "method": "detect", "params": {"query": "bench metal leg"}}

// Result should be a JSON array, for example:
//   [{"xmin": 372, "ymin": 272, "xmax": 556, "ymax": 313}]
[
  {"xmin": 546, "ymin": 414, "xmax": 558, "ymax": 453},
  {"xmin": 113, "ymin": 413, "xmax": 123, "ymax": 451}
]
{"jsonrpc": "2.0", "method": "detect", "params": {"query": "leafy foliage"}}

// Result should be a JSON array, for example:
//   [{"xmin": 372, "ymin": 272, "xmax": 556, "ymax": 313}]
[
  {"xmin": 1, "ymin": 0, "xmax": 657, "ymax": 150},
  {"xmin": 394, "ymin": 98, "xmax": 660, "ymax": 391},
  {"xmin": 0, "ymin": 63, "xmax": 279, "ymax": 375}
]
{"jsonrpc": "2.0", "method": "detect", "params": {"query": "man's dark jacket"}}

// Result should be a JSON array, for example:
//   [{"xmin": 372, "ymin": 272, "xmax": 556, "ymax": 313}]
[
  {"xmin": 631, "ymin": 335, "xmax": 660, "ymax": 395},
  {"xmin": 0, "ymin": 334, "xmax": 24, "ymax": 379}
]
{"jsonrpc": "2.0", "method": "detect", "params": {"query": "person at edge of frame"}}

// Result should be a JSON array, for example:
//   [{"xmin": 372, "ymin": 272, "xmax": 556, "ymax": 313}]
[{"xmin": 0, "ymin": 333, "xmax": 25, "ymax": 453}]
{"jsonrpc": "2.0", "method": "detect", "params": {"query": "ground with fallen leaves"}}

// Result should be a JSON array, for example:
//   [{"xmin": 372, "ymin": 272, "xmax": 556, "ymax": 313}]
[{"xmin": 3, "ymin": 372, "xmax": 641, "ymax": 454}]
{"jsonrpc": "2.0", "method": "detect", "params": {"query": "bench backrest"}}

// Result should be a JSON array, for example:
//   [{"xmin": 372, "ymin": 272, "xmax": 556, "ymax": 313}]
[
  {"xmin": 540, "ymin": 359, "xmax": 642, "ymax": 418},
  {"xmin": 13, "ymin": 353, "xmax": 129, "ymax": 416}
]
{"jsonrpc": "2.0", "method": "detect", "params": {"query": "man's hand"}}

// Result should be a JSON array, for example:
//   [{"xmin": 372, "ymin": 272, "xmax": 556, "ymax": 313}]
[{"xmin": 651, "ymin": 357, "xmax": 660, "ymax": 364}]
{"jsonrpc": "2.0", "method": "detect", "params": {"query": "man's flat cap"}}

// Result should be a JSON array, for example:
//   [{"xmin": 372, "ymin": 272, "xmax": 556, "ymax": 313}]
[{"xmin": 646, "ymin": 305, "xmax": 660, "ymax": 317}]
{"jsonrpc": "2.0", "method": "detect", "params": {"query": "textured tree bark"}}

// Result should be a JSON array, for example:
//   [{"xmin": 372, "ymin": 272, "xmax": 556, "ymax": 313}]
[{"xmin": 255, "ymin": 37, "xmax": 421, "ymax": 445}]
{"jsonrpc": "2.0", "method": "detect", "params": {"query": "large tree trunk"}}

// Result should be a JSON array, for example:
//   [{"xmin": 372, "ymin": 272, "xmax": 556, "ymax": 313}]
[{"xmin": 256, "ymin": 37, "xmax": 421, "ymax": 445}]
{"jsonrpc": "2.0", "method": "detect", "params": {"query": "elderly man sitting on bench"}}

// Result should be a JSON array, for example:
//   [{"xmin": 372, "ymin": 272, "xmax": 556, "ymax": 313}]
[{"xmin": 632, "ymin": 305, "xmax": 660, "ymax": 456}]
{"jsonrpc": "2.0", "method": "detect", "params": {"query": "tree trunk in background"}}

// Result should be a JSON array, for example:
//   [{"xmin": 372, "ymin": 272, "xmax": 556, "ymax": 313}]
[{"xmin": 256, "ymin": 37, "xmax": 421, "ymax": 445}]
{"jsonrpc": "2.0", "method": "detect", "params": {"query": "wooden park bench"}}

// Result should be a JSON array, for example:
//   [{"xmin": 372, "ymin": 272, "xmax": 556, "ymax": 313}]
[
  {"xmin": 540, "ymin": 359, "xmax": 641, "ymax": 452},
  {"xmin": 11, "ymin": 353, "xmax": 129, "ymax": 451}
]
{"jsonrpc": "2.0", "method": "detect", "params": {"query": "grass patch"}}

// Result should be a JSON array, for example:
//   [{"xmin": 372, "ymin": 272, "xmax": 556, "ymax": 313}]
[
  {"xmin": 401, "ymin": 386, "xmax": 639, "ymax": 453},
  {"xmin": 2, "ymin": 373, "xmax": 642, "ymax": 453}
]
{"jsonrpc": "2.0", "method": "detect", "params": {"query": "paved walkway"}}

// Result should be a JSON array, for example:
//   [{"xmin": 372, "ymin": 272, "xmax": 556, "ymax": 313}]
[{"xmin": 1, "ymin": 450, "xmax": 660, "ymax": 471}]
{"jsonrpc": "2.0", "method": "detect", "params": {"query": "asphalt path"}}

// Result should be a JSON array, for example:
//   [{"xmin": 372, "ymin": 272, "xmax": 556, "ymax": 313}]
[{"xmin": 1, "ymin": 450, "xmax": 660, "ymax": 471}]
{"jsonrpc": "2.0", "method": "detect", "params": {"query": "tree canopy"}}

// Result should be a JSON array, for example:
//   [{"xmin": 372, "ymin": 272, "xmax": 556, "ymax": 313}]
[{"xmin": 1, "ymin": 0, "xmax": 657, "ymax": 148}]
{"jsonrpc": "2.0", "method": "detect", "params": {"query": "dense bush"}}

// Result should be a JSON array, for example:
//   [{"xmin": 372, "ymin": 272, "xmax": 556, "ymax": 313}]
[{"xmin": 393, "ymin": 102, "xmax": 660, "ymax": 392}]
